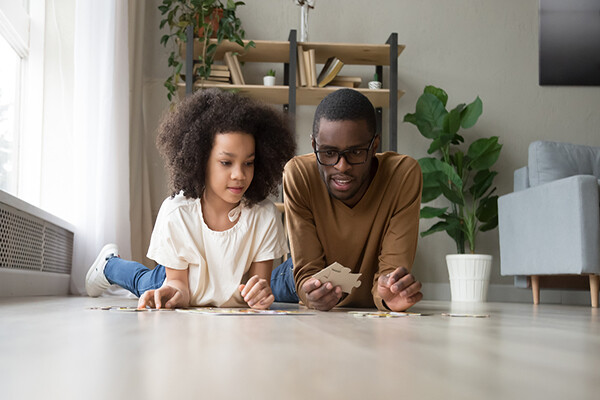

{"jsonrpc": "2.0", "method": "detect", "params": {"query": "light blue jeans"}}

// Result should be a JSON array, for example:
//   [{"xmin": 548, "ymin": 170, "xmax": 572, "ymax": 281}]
[
  {"xmin": 104, "ymin": 256, "xmax": 166, "ymax": 298},
  {"xmin": 104, "ymin": 256, "xmax": 299, "ymax": 303}
]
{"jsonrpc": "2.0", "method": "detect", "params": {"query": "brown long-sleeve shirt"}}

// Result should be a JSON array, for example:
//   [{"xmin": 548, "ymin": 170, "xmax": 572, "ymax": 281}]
[{"xmin": 283, "ymin": 152, "xmax": 422, "ymax": 310}]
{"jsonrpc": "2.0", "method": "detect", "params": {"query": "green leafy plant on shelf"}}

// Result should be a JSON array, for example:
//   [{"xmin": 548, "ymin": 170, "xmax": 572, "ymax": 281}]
[
  {"xmin": 404, "ymin": 85, "xmax": 502, "ymax": 254},
  {"xmin": 267, "ymin": 69, "xmax": 276, "ymax": 77},
  {"xmin": 159, "ymin": 0, "xmax": 254, "ymax": 101}
]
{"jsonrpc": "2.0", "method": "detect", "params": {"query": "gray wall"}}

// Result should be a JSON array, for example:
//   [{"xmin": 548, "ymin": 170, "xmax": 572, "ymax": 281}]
[{"xmin": 143, "ymin": 0, "xmax": 600, "ymax": 293}]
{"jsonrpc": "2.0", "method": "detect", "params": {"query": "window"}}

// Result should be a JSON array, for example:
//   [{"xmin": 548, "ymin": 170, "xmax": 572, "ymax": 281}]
[
  {"xmin": 0, "ymin": 33, "xmax": 22, "ymax": 194},
  {"xmin": 0, "ymin": 0, "xmax": 45, "ymax": 204}
]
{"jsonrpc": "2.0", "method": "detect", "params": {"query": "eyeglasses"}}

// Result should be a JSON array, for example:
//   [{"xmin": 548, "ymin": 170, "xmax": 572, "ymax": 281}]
[{"xmin": 314, "ymin": 135, "xmax": 377, "ymax": 166}]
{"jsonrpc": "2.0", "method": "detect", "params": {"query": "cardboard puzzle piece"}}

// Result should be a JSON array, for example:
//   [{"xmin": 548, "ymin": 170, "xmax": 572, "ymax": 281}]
[{"xmin": 312, "ymin": 262, "xmax": 362, "ymax": 293}]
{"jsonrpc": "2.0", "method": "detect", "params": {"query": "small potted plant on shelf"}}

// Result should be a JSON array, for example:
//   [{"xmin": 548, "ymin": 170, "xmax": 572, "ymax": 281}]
[
  {"xmin": 263, "ymin": 69, "xmax": 276, "ymax": 86},
  {"xmin": 159, "ymin": 0, "xmax": 254, "ymax": 101},
  {"xmin": 368, "ymin": 73, "xmax": 382, "ymax": 90},
  {"xmin": 404, "ymin": 85, "xmax": 502, "ymax": 302}
]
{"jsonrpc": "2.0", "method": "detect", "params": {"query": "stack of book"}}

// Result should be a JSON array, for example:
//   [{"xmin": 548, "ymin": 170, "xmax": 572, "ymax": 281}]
[
  {"xmin": 188, "ymin": 64, "xmax": 232, "ymax": 85},
  {"xmin": 327, "ymin": 76, "xmax": 362, "ymax": 88},
  {"xmin": 206, "ymin": 64, "xmax": 231, "ymax": 84}
]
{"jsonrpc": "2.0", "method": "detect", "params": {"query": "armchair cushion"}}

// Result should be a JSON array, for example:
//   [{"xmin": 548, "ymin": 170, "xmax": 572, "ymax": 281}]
[{"xmin": 529, "ymin": 141, "xmax": 600, "ymax": 187}]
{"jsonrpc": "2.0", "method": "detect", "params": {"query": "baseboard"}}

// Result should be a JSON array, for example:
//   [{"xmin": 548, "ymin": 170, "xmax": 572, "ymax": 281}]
[
  {"xmin": 422, "ymin": 282, "xmax": 595, "ymax": 306},
  {"xmin": 0, "ymin": 268, "xmax": 70, "ymax": 296}
]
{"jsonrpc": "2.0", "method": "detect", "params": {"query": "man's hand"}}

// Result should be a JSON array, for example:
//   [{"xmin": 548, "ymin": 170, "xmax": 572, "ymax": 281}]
[
  {"xmin": 138, "ymin": 281, "xmax": 190, "ymax": 310},
  {"xmin": 377, "ymin": 267, "xmax": 423, "ymax": 311},
  {"xmin": 239, "ymin": 275, "xmax": 274, "ymax": 310},
  {"xmin": 301, "ymin": 277, "xmax": 342, "ymax": 311}
]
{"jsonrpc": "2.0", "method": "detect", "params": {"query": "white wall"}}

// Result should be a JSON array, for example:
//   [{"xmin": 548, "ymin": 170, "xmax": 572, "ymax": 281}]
[{"xmin": 140, "ymin": 0, "xmax": 600, "ymax": 297}]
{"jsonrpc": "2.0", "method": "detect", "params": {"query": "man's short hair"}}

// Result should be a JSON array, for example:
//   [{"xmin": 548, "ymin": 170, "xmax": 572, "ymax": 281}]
[{"xmin": 312, "ymin": 89, "xmax": 377, "ymax": 138}]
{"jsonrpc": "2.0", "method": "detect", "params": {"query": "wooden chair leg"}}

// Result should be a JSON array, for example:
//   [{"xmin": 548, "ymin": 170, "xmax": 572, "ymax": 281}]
[
  {"xmin": 590, "ymin": 275, "xmax": 599, "ymax": 308},
  {"xmin": 531, "ymin": 275, "xmax": 540, "ymax": 305}
]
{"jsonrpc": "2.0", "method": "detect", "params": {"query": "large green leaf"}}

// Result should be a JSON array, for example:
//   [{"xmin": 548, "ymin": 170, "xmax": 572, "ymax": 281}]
[
  {"xmin": 466, "ymin": 136, "xmax": 502, "ymax": 171},
  {"xmin": 460, "ymin": 96, "xmax": 483, "ymax": 129},
  {"xmin": 403, "ymin": 113, "xmax": 435, "ymax": 140},
  {"xmin": 419, "ymin": 157, "xmax": 463, "ymax": 190},
  {"xmin": 424, "ymin": 85, "xmax": 448, "ymax": 107},
  {"xmin": 421, "ymin": 186, "xmax": 443, "ymax": 203},
  {"xmin": 413, "ymin": 93, "xmax": 447, "ymax": 139},
  {"xmin": 421, "ymin": 219, "xmax": 459, "ymax": 238},
  {"xmin": 421, "ymin": 170, "xmax": 445, "ymax": 202},
  {"xmin": 443, "ymin": 103, "xmax": 465, "ymax": 135},
  {"xmin": 476, "ymin": 195, "xmax": 498, "ymax": 223},
  {"xmin": 404, "ymin": 113, "xmax": 417, "ymax": 125},
  {"xmin": 420, "ymin": 206, "xmax": 447, "ymax": 219},
  {"xmin": 469, "ymin": 169, "xmax": 497, "ymax": 198},
  {"xmin": 427, "ymin": 131, "xmax": 453, "ymax": 154},
  {"xmin": 479, "ymin": 216, "xmax": 498, "ymax": 232},
  {"xmin": 439, "ymin": 182, "xmax": 464, "ymax": 206},
  {"xmin": 452, "ymin": 150, "xmax": 464, "ymax": 178}
]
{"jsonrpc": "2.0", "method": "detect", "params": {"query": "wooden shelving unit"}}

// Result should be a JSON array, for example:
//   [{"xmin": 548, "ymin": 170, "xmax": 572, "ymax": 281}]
[
  {"xmin": 182, "ymin": 30, "xmax": 405, "ymax": 151},
  {"xmin": 177, "ymin": 83, "xmax": 403, "ymax": 108}
]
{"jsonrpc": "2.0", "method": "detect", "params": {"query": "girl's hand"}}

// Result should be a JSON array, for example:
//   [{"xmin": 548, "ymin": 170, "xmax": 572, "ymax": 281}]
[
  {"xmin": 138, "ymin": 280, "xmax": 190, "ymax": 309},
  {"xmin": 239, "ymin": 275, "xmax": 274, "ymax": 310}
]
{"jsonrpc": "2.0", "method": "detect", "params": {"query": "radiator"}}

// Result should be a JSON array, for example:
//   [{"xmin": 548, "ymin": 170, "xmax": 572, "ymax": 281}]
[{"xmin": 0, "ymin": 190, "xmax": 74, "ymax": 296}]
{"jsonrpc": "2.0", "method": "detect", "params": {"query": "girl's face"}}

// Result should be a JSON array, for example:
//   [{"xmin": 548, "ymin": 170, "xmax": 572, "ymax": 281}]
[{"xmin": 204, "ymin": 132, "xmax": 255, "ymax": 208}]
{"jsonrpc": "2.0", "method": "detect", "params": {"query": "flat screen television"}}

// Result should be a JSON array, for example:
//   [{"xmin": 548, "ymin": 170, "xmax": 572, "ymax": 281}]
[{"xmin": 539, "ymin": 0, "xmax": 600, "ymax": 86}]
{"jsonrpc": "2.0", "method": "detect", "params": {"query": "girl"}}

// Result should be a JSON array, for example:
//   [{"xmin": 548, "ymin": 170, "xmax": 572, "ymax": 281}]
[{"xmin": 85, "ymin": 89, "xmax": 296, "ymax": 309}]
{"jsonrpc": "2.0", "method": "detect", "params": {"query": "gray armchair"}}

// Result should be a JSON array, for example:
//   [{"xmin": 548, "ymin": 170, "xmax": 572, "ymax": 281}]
[{"xmin": 498, "ymin": 140, "xmax": 600, "ymax": 307}]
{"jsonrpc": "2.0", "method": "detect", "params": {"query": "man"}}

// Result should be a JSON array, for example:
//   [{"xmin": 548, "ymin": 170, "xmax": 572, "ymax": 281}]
[{"xmin": 271, "ymin": 88, "xmax": 423, "ymax": 311}]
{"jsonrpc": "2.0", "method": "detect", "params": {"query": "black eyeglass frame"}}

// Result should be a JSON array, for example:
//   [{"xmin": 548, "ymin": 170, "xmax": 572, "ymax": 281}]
[{"xmin": 313, "ymin": 135, "xmax": 378, "ymax": 166}]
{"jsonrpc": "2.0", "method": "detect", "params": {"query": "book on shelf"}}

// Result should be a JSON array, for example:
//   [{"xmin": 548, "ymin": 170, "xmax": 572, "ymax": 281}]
[
  {"xmin": 328, "ymin": 76, "xmax": 362, "ymax": 88},
  {"xmin": 308, "ymin": 49, "xmax": 317, "ymax": 87},
  {"xmin": 223, "ymin": 51, "xmax": 245, "ymax": 85},
  {"xmin": 317, "ymin": 57, "xmax": 344, "ymax": 87},
  {"xmin": 302, "ymin": 50, "xmax": 313, "ymax": 87},
  {"xmin": 297, "ymin": 45, "xmax": 307, "ymax": 87},
  {"xmin": 195, "ymin": 79, "xmax": 233, "ymax": 85}
]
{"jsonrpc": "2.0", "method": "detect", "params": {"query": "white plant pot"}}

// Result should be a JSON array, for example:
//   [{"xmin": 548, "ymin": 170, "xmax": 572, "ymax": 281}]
[
  {"xmin": 263, "ymin": 76, "xmax": 276, "ymax": 86},
  {"xmin": 446, "ymin": 254, "xmax": 492, "ymax": 302},
  {"xmin": 368, "ymin": 80, "xmax": 382, "ymax": 89}
]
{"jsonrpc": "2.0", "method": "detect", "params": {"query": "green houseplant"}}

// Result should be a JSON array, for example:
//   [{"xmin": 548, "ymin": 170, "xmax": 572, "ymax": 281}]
[
  {"xmin": 263, "ymin": 69, "xmax": 276, "ymax": 86},
  {"xmin": 159, "ymin": 0, "xmax": 254, "ymax": 101},
  {"xmin": 404, "ymin": 85, "xmax": 502, "ymax": 302}
]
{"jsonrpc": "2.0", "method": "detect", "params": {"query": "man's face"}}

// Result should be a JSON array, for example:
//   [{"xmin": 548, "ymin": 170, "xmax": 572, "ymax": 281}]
[{"xmin": 312, "ymin": 118, "xmax": 379, "ymax": 207}]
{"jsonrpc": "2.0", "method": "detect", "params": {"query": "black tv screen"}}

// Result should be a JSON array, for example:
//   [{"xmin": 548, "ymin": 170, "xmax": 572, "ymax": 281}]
[{"xmin": 539, "ymin": 0, "xmax": 600, "ymax": 86}]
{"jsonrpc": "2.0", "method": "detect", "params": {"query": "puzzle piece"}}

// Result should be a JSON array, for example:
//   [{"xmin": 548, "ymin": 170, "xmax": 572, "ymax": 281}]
[
  {"xmin": 441, "ymin": 313, "xmax": 490, "ymax": 318},
  {"xmin": 312, "ymin": 262, "xmax": 362, "ymax": 293}
]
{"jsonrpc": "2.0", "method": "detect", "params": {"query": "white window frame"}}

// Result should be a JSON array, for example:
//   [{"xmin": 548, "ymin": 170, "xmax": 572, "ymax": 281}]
[{"xmin": 0, "ymin": 0, "xmax": 45, "ymax": 206}]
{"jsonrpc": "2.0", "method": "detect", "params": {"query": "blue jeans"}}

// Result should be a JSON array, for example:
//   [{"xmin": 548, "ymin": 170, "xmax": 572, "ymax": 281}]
[
  {"xmin": 104, "ymin": 256, "xmax": 299, "ymax": 303},
  {"xmin": 104, "ymin": 256, "xmax": 165, "ymax": 298},
  {"xmin": 270, "ymin": 257, "xmax": 299, "ymax": 303}
]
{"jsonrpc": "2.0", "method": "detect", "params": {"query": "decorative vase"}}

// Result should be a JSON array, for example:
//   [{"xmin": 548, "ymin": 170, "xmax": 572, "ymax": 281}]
[
  {"xmin": 446, "ymin": 254, "xmax": 492, "ymax": 302},
  {"xmin": 263, "ymin": 76, "xmax": 276, "ymax": 86},
  {"xmin": 197, "ymin": 8, "xmax": 223, "ymax": 38}
]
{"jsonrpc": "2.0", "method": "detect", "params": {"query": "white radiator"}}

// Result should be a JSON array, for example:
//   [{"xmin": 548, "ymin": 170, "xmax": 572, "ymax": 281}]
[{"xmin": 0, "ymin": 190, "xmax": 74, "ymax": 296}]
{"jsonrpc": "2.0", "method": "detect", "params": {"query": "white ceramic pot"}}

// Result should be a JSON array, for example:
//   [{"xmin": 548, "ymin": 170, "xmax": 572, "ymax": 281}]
[
  {"xmin": 446, "ymin": 254, "xmax": 492, "ymax": 302},
  {"xmin": 263, "ymin": 76, "xmax": 276, "ymax": 86},
  {"xmin": 368, "ymin": 80, "xmax": 382, "ymax": 90}
]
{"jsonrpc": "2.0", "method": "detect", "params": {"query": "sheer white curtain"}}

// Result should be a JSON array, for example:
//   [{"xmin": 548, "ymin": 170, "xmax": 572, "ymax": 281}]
[{"xmin": 70, "ymin": 0, "xmax": 131, "ymax": 294}]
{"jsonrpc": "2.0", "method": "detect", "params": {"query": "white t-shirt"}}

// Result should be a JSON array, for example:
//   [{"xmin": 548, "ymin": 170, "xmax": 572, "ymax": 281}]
[{"xmin": 147, "ymin": 193, "xmax": 288, "ymax": 307}]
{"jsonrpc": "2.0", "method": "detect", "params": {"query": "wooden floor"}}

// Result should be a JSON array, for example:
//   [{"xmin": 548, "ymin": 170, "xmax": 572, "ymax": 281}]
[{"xmin": 1, "ymin": 296, "xmax": 599, "ymax": 400}]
